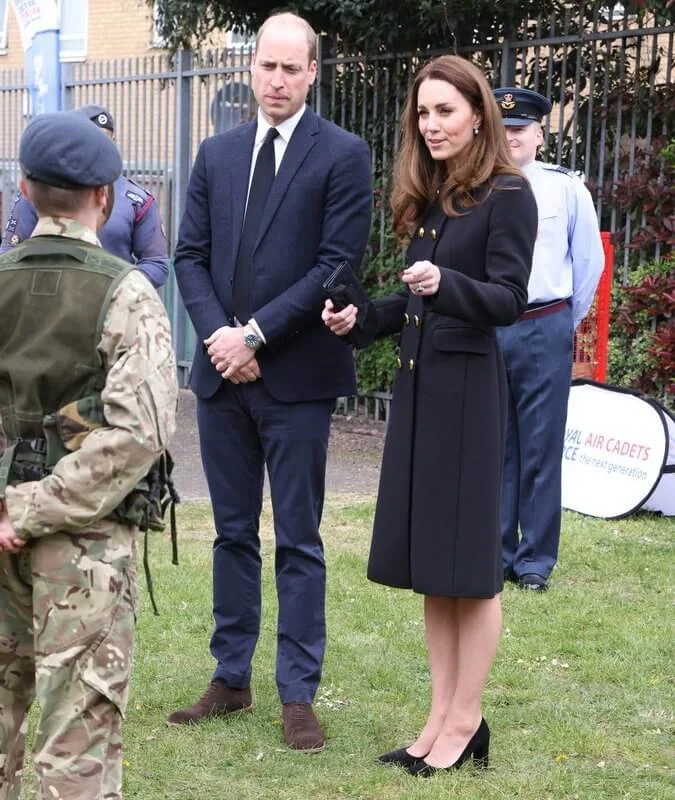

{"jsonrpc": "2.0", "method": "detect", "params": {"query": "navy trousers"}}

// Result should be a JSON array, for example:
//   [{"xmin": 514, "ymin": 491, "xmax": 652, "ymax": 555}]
[
  {"xmin": 197, "ymin": 380, "xmax": 333, "ymax": 704},
  {"xmin": 496, "ymin": 303, "xmax": 574, "ymax": 580}
]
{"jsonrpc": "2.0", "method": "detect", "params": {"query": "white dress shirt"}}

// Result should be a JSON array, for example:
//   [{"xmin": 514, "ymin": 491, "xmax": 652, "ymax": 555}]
[
  {"xmin": 246, "ymin": 105, "xmax": 307, "ymax": 205},
  {"xmin": 246, "ymin": 105, "xmax": 307, "ymax": 341},
  {"xmin": 522, "ymin": 159, "xmax": 604, "ymax": 328}
]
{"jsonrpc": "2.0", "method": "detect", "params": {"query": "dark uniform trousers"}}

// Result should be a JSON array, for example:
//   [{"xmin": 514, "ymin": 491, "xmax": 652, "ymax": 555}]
[{"xmin": 496, "ymin": 302, "xmax": 574, "ymax": 579}]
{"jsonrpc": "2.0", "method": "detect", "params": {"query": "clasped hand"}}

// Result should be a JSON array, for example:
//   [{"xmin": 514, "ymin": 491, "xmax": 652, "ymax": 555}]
[
  {"xmin": 205, "ymin": 326, "xmax": 260, "ymax": 384},
  {"xmin": 0, "ymin": 506, "xmax": 25, "ymax": 554}
]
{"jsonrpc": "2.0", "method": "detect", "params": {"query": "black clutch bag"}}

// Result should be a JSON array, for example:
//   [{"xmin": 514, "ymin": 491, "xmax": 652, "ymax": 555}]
[{"xmin": 322, "ymin": 261, "xmax": 377, "ymax": 348}]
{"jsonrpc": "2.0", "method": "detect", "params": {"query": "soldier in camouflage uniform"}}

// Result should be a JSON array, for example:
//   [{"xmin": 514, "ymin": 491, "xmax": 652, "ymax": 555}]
[{"xmin": 0, "ymin": 111, "xmax": 177, "ymax": 799}]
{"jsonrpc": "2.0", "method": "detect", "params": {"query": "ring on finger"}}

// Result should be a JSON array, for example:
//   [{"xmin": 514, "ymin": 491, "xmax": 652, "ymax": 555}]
[{"xmin": 416, "ymin": 282, "xmax": 424, "ymax": 293}]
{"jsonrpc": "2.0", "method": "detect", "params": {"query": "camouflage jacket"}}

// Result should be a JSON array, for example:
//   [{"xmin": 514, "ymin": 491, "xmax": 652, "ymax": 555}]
[{"xmin": 3, "ymin": 217, "xmax": 178, "ymax": 538}]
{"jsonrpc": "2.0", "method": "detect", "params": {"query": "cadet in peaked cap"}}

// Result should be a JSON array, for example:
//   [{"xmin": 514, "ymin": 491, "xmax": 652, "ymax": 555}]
[
  {"xmin": 492, "ymin": 84, "xmax": 604, "ymax": 594},
  {"xmin": 19, "ymin": 111, "xmax": 122, "ymax": 189},
  {"xmin": 77, "ymin": 103, "xmax": 115, "ymax": 132},
  {"xmin": 493, "ymin": 86, "xmax": 552, "ymax": 126}
]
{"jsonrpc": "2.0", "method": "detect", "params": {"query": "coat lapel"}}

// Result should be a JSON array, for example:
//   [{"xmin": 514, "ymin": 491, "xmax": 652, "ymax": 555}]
[
  {"xmin": 229, "ymin": 122, "xmax": 257, "ymax": 266},
  {"xmin": 254, "ymin": 108, "xmax": 319, "ymax": 252}
]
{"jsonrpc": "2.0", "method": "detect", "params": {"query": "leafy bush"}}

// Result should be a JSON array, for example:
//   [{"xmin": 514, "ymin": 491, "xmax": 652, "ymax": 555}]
[
  {"xmin": 354, "ymin": 224, "xmax": 405, "ymax": 393},
  {"xmin": 606, "ymin": 133, "xmax": 675, "ymax": 257},
  {"xmin": 606, "ymin": 137, "xmax": 674, "ymax": 406},
  {"xmin": 607, "ymin": 257, "xmax": 674, "ymax": 406}
]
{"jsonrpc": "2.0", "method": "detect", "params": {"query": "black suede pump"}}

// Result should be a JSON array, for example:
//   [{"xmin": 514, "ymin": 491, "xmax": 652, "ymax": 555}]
[
  {"xmin": 404, "ymin": 718, "xmax": 490, "ymax": 777},
  {"xmin": 377, "ymin": 746, "xmax": 429, "ymax": 768}
]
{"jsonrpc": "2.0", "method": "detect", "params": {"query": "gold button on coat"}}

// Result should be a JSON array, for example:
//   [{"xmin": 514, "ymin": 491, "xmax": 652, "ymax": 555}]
[
  {"xmin": 414, "ymin": 315, "xmax": 421, "ymax": 327},
  {"xmin": 418, "ymin": 226, "xmax": 425, "ymax": 238},
  {"xmin": 404, "ymin": 313, "xmax": 410, "ymax": 325},
  {"xmin": 396, "ymin": 357, "xmax": 402, "ymax": 369},
  {"xmin": 408, "ymin": 359, "xmax": 414, "ymax": 371},
  {"xmin": 431, "ymin": 228, "xmax": 437, "ymax": 240}
]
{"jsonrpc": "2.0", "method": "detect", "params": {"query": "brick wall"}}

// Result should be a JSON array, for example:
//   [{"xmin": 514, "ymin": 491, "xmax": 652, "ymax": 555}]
[
  {"xmin": 0, "ymin": 0, "xmax": 168, "ymax": 68},
  {"xmin": 1, "ymin": 6, "xmax": 24, "ymax": 69},
  {"xmin": 87, "ymin": 0, "xmax": 161, "ymax": 59},
  {"xmin": 1, "ymin": 0, "xmax": 233, "ymax": 67}
]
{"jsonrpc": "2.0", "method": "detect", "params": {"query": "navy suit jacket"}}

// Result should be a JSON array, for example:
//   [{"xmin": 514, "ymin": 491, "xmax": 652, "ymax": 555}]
[{"xmin": 174, "ymin": 107, "xmax": 373, "ymax": 402}]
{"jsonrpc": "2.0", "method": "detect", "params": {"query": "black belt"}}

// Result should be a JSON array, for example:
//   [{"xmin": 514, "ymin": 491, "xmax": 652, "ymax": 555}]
[{"xmin": 518, "ymin": 299, "xmax": 569, "ymax": 322}]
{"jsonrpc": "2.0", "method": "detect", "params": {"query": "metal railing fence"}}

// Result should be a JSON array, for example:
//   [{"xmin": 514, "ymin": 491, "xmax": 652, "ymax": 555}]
[{"xmin": 1, "ymin": 5, "xmax": 672, "ymax": 396}]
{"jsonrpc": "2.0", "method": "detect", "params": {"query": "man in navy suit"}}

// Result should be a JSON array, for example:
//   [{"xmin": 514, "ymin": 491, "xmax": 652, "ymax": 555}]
[{"xmin": 168, "ymin": 12, "xmax": 372, "ymax": 751}]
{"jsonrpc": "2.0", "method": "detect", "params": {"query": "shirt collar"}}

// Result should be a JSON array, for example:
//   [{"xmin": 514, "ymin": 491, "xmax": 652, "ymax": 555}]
[
  {"xmin": 255, "ymin": 105, "xmax": 307, "ymax": 146},
  {"xmin": 522, "ymin": 159, "xmax": 539, "ymax": 176},
  {"xmin": 32, "ymin": 216, "xmax": 101, "ymax": 247}
]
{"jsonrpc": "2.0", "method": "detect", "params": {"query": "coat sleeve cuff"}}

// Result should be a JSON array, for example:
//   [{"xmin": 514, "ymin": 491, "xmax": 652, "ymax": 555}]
[
  {"xmin": 5, "ymin": 485, "xmax": 35, "ymax": 540},
  {"xmin": 248, "ymin": 318, "xmax": 267, "ymax": 344}
]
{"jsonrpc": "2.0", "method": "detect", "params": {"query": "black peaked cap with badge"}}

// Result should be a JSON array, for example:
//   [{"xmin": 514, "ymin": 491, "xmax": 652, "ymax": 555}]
[
  {"xmin": 77, "ymin": 103, "xmax": 115, "ymax": 132},
  {"xmin": 493, "ymin": 87, "xmax": 552, "ymax": 126},
  {"xmin": 19, "ymin": 111, "xmax": 122, "ymax": 190}
]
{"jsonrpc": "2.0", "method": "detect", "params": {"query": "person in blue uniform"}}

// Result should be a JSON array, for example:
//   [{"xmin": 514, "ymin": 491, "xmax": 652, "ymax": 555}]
[
  {"xmin": 493, "ymin": 87, "xmax": 604, "ymax": 592},
  {"xmin": 0, "ymin": 104, "xmax": 169, "ymax": 288}
]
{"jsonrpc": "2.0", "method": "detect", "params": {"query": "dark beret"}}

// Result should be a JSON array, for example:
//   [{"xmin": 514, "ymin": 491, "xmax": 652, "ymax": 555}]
[
  {"xmin": 77, "ymin": 103, "xmax": 115, "ymax": 132},
  {"xmin": 19, "ymin": 111, "xmax": 122, "ymax": 189},
  {"xmin": 493, "ymin": 87, "xmax": 552, "ymax": 126}
]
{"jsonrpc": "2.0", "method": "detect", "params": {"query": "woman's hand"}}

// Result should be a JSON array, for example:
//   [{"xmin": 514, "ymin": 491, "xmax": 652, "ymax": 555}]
[
  {"xmin": 401, "ymin": 260, "xmax": 441, "ymax": 296},
  {"xmin": 322, "ymin": 299, "xmax": 358, "ymax": 336}
]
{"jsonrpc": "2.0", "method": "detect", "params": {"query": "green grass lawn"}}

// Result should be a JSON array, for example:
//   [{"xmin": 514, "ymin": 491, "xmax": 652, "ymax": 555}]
[{"xmin": 21, "ymin": 499, "xmax": 675, "ymax": 799}]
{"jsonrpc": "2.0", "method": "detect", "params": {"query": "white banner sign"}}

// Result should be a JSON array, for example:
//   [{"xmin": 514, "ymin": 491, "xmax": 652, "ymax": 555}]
[
  {"xmin": 10, "ymin": 0, "xmax": 59, "ymax": 51},
  {"xmin": 562, "ymin": 381, "xmax": 675, "ymax": 518}
]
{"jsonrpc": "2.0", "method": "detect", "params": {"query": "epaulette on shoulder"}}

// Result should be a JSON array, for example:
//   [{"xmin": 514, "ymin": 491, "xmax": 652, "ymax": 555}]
[
  {"xmin": 542, "ymin": 163, "xmax": 578, "ymax": 178},
  {"xmin": 125, "ymin": 177, "xmax": 154, "ymax": 200}
]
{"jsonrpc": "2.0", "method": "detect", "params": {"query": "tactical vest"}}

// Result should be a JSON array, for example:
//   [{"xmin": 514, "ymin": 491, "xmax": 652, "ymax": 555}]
[
  {"xmin": 0, "ymin": 237, "xmax": 178, "ymax": 534},
  {"xmin": 0, "ymin": 237, "xmax": 179, "ymax": 613},
  {"xmin": 0, "ymin": 236, "xmax": 130, "ymax": 440}
]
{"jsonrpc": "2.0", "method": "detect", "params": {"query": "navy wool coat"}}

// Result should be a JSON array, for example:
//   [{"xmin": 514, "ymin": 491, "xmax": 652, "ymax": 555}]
[{"xmin": 366, "ymin": 175, "xmax": 537, "ymax": 598}]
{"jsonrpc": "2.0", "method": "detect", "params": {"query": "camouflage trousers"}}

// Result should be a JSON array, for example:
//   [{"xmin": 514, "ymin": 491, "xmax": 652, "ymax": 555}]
[{"xmin": 0, "ymin": 521, "xmax": 137, "ymax": 800}]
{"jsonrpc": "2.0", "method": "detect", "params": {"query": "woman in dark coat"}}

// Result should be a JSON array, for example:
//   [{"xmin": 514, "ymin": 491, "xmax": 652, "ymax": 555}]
[{"xmin": 324, "ymin": 55, "xmax": 537, "ymax": 775}]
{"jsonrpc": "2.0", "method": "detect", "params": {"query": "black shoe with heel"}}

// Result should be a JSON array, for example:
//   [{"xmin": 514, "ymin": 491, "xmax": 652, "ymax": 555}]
[
  {"xmin": 406, "ymin": 718, "xmax": 490, "ymax": 777},
  {"xmin": 377, "ymin": 746, "xmax": 428, "ymax": 767}
]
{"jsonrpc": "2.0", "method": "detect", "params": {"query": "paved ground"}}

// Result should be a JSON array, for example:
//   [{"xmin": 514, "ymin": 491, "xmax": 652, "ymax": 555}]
[{"xmin": 171, "ymin": 389, "xmax": 385, "ymax": 502}]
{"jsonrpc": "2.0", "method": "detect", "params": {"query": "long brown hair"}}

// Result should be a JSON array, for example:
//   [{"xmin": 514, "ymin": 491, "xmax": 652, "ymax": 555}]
[{"xmin": 391, "ymin": 55, "xmax": 521, "ymax": 238}]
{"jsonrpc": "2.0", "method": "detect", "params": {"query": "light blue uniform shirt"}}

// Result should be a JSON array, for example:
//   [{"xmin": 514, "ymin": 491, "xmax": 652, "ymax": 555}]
[{"xmin": 523, "ymin": 159, "xmax": 604, "ymax": 328}]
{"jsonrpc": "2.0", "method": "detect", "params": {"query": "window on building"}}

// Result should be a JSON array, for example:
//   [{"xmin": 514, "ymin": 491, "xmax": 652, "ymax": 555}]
[
  {"xmin": 0, "ymin": 0, "xmax": 9, "ymax": 51},
  {"xmin": 152, "ymin": 2, "xmax": 166, "ymax": 47},
  {"xmin": 230, "ymin": 29, "xmax": 254, "ymax": 51},
  {"xmin": 58, "ymin": 0, "xmax": 87, "ymax": 61},
  {"xmin": 599, "ymin": 4, "xmax": 637, "ymax": 23}
]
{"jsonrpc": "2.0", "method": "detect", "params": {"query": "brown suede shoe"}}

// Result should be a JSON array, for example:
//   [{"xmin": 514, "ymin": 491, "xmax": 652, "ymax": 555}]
[
  {"xmin": 282, "ymin": 703, "xmax": 325, "ymax": 752},
  {"xmin": 167, "ymin": 680, "xmax": 252, "ymax": 726}
]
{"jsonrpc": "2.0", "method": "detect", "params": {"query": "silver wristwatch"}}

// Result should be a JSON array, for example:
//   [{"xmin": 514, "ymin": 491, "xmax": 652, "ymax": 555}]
[{"xmin": 242, "ymin": 324, "xmax": 263, "ymax": 351}]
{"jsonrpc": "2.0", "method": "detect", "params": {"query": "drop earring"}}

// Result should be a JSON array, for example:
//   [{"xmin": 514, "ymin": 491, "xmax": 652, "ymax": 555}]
[{"xmin": 473, "ymin": 126, "xmax": 480, "ymax": 136}]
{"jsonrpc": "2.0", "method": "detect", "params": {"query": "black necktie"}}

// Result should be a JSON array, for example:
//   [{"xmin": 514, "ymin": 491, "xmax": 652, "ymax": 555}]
[{"xmin": 232, "ymin": 127, "xmax": 279, "ymax": 322}]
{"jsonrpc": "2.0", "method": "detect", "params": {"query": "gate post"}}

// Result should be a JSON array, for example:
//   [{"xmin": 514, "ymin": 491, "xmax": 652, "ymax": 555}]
[
  {"xmin": 594, "ymin": 232, "xmax": 615, "ymax": 383},
  {"xmin": 171, "ymin": 49, "xmax": 194, "ymax": 386}
]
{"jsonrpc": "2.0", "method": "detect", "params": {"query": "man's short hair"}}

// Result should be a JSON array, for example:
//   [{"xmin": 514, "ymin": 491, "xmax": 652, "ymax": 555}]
[
  {"xmin": 255, "ymin": 12, "xmax": 318, "ymax": 63},
  {"xmin": 24, "ymin": 179, "xmax": 94, "ymax": 217}
]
